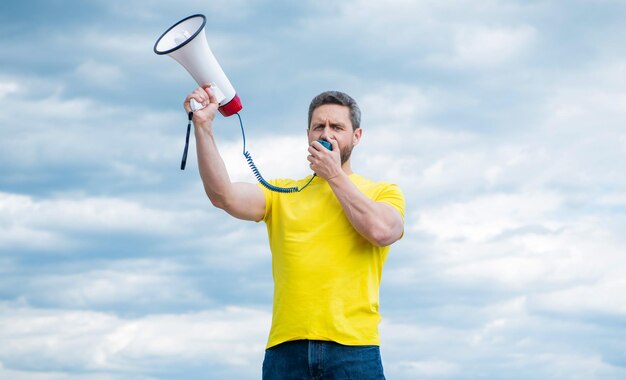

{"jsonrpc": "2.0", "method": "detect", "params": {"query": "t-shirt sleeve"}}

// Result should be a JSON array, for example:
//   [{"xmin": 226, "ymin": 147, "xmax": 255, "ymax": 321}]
[
  {"xmin": 375, "ymin": 183, "xmax": 406, "ymax": 220},
  {"xmin": 258, "ymin": 182, "xmax": 273, "ymax": 223},
  {"xmin": 258, "ymin": 178, "xmax": 298, "ymax": 223}
]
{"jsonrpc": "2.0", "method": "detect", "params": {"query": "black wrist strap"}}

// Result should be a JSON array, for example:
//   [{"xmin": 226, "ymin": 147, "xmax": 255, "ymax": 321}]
[{"xmin": 181, "ymin": 111, "xmax": 193, "ymax": 170}]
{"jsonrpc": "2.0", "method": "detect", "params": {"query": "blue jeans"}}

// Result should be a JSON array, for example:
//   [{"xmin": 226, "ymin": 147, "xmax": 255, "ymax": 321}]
[{"xmin": 262, "ymin": 340, "xmax": 386, "ymax": 380}]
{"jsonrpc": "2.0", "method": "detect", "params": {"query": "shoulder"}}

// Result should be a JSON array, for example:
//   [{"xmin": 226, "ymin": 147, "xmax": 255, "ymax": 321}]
[
  {"xmin": 350, "ymin": 173, "xmax": 403, "ymax": 196},
  {"xmin": 351, "ymin": 173, "xmax": 405, "ymax": 216}
]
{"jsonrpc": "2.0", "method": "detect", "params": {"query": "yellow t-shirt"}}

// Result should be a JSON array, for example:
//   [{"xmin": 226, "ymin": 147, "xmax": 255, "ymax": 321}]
[{"xmin": 260, "ymin": 173, "xmax": 405, "ymax": 349}]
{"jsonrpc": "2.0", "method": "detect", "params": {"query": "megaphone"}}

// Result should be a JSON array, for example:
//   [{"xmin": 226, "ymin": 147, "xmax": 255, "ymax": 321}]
[{"xmin": 154, "ymin": 14, "xmax": 242, "ymax": 117}]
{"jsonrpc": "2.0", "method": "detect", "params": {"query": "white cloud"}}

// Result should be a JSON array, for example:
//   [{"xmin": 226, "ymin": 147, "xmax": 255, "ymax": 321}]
[
  {"xmin": 295, "ymin": 0, "xmax": 538, "ymax": 73},
  {"xmin": 74, "ymin": 60, "xmax": 124, "ymax": 88},
  {"xmin": 20, "ymin": 259, "xmax": 209, "ymax": 309},
  {"xmin": 531, "ymin": 279, "xmax": 626, "ymax": 317},
  {"xmin": 218, "ymin": 134, "xmax": 311, "ymax": 182},
  {"xmin": 518, "ymin": 352, "xmax": 624, "ymax": 380},
  {"xmin": 0, "ymin": 192, "xmax": 208, "ymax": 250},
  {"xmin": 0, "ymin": 72, "xmax": 189, "ymax": 181},
  {"xmin": 0, "ymin": 80, "xmax": 19, "ymax": 98},
  {"xmin": 0, "ymin": 363, "xmax": 152, "ymax": 380},
  {"xmin": 360, "ymin": 85, "xmax": 434, "ymax": 124},
  {"xmin": 415, "ymin": 191, "xmax": 562, "ymax": 242},
  {"xmin": 411, "ymin": 196, "xmax": 625, "ymax": 291},
  {"xmin": 379, "ymin": 300, "xmax": 626, "ymax": 379},
  {"xmin": 3, "ymin": 1, "xmax": 626, "ymax": 379},
  {"xmin": 444, "ymin": 25, "xmax": 536, "ymax": 68},
  {"xmin": 101, "ymin": 0, "xmax": 255, "ymax": 22},
  {"xmin": 0, "ymin": 304, "xmax": 270, "ymax": 374},
  {"xmin": 394, "ymin": 359, "xmax": 459, "ymax": 378}
]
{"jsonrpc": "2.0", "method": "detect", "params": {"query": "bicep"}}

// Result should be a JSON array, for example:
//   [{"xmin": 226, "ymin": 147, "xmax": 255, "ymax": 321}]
[{"xmin": 223, "ymin": 182, "xmax": 266, "ymax": 221}]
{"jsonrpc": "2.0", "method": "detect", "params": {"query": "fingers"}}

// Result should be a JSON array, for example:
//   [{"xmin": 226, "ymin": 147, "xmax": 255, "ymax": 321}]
[
  {"xmin": 308, "ymin": 140, "xmax": 334, "ymax": 155},
  {"xmin": 184, "ymin": 84, "xmax": 219, "ymax": 112},
  {"xmin": 184, "ymin": 89, "xmax": 205, "ymax": 112},
  {"xmin": 201, "ymin": 83, "xmax": 219, "ymax": 105},
  {"xmin": 328, "ymin": 136, "xmax": 339, "ymax": 150},
  {"xmin": 308, "ymin": 141, "xmax": 321, "ymax": 153},
  {"xmin": 309, "ymin": 140, "xmax": 329, "ymax": 153},
  {"xmin": 307, "ymin": 141, "xmax": 331, "ymax": 167},
  {"xmin": 307, "ymin": 153, "xmax": 318, "ymax": 171}
]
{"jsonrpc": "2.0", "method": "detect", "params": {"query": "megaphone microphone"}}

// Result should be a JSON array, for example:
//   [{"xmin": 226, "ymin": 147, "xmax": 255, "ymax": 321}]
[{"xmin": 154, "ymin": 14, "xmax": 242, "ymax": 117}]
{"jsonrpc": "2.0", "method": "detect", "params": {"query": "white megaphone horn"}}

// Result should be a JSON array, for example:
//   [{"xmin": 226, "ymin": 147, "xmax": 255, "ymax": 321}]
[{"xmin": 154, "ymin": 14, "xmax": 242, "ymax": 117}]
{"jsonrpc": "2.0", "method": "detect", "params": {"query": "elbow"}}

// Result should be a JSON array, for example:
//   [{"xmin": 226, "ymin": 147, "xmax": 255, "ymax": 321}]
[
  {"xmin": 367, "ymin": 209, "xmax": 404, "ymax": 247},
  {"xmin": 210, "ymin": 197, "xmax": 226, "ymax": 210},
  {"xmin": 210, "ymin": 195, "xmax": 242, "ymax": 218},
  {"xmin": 206, "ymin": 189, "xmax": 230, "ymax": 211},
  {"xmin": 203, "ymin": 182, "xmax": 236, "ymax": 211},
  {"xmin": 367, "ymin": 215, "xmax": 404, "ymax": 247},
  {"xmin": 370, "ymin": 234, "xmax": 396, "ymax": 248},
  {"xmin": 205, "ymin": 189, "xmax": 225, "ymax": 209},
  {"xmin": 368, "ymin": 226, "xmax": 401, "ymax": 247},
  {"xmin": 210, "ymin": 195, "xmax": 236, "ymax": 213}
]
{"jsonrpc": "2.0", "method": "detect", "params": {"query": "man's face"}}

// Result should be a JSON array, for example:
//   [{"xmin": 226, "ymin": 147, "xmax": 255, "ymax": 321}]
[{"xmin": 307, "ymin": 104, "xmax": 361, "ymax": 165}]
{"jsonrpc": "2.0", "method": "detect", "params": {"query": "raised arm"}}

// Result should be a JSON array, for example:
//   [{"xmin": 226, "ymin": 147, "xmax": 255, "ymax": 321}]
[{"xmin": 185, "ymin": 84, "xmax": 265, "ymax": 222}]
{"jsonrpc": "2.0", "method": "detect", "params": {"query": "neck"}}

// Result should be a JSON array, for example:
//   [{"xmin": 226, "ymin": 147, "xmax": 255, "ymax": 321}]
[{"xmin": 342, "ymin": 160, "xmax": 353, "ymax": 176}]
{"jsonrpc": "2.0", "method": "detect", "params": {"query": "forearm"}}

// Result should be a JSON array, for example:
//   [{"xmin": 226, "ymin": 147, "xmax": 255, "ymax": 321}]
[
  {"xmin": 327, "ymin": 172, "xmax": 403, "ymax": 247},
  {"xmin": 194, "ymin": 124, "xmax": 266, "ymax": 221},
  {"xmin": 194, "ymin": 126, "xmax": 236, "ymax": 209}
]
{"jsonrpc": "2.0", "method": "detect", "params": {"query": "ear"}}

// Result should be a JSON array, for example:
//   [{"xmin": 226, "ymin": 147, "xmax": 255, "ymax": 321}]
[{"xmin": 352, "ymin": 128, "xmax": 363, "ymax": 146}]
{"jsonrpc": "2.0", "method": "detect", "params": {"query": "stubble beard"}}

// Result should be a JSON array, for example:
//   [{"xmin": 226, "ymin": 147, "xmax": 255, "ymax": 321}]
[{"xmin": 340, "ymin": 144, "xmax": 354, "ymax": 165}]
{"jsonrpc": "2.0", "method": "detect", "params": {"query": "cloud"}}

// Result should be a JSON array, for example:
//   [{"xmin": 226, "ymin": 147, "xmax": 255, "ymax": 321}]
[
  {"xmin": 415, "ymin": 191, "xmax": 562, "ymax": 242},
  {"xmin": 531, "ymin": 279, "xmax": 626, "ymax": 318},
  {"xmin": 0, "ymin": 80, "xmax": 19, "ymax": 98},
  {"xmin": 379, "ymin": 299, "xmax": 626, "ymax": 380},
  {"xmin": 2, "ymin": 1, "xmax": 626, "ymax": 379},
  {"xmin": 12, "ymin": 259, "xmax": 209, "ymax": 311},
  {"xmin": 74, "ymin": 61, "xmax": 125, "ymax": 89},
  {"xmin": 0, "ymin": 304, "xmax": 270, "ymax": 376},
  {"xmin": 394, "ymin": 359, "xmax": 459, "ymax": 378},
  {"xmin": 441, "ymin": 25, "xmax": 536, "ymax": 68},
  {"xmin": 0, "ymin": 363, "xmax": 152, "ymax": 380},
  {"xmin": 0, "ymin": 192, "xmax": 208, "ymax": 250}
]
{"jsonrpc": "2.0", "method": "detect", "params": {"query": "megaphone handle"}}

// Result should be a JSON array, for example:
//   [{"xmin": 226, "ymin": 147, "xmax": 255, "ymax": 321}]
[
  {"xmin": 190, "ymin": 98, "xmax": 205, "ymax": 112},
  {"xmin": 180, "ymin": 112, "xmax": 193, "ymax": 170}
]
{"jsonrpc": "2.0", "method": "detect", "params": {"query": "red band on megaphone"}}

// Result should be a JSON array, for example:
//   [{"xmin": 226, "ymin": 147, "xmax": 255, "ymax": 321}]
[{"xmin": 219, "ymin": 94, "xmax": 243, "ymax": 117}]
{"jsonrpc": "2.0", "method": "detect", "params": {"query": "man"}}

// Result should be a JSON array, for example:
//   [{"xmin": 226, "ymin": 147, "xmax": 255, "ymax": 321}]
[{"xmin": 185, "ymin": 86, "xmax": 405, "ymax": 380}]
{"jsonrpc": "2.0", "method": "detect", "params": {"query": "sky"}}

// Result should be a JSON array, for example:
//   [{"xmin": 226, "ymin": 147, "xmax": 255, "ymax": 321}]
[{"xmin": 1, "ymin": 0, "xmax": 625, "ymax": 379}]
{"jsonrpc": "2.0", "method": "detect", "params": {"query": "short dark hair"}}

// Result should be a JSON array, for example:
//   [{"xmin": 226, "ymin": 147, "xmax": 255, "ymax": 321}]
[{"xmin": 308, "ymin": 91, "xmax": 361, "ymax": 131}]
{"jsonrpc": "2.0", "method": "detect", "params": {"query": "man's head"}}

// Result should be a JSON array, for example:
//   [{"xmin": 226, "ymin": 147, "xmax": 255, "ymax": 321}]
[
  {"xmin": 307, "ymin": 91, "xmax": 362, "ymax": 165},
  {"xmin": 308, "ymin": 91, "xmax": 361, "ymax": 131}
]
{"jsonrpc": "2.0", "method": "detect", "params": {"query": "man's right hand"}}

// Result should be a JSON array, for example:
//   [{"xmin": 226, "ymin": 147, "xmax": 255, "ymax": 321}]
[{"xmin": 184, "ymin": 84, "xmax": 220, "ymax": 133}]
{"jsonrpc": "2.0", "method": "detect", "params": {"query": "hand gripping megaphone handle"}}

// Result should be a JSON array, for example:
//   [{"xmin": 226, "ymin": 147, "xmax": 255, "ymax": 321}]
[
  {"xmin": 190, "ymin": 82, "xmax": 226, "ymax": 112},
  {"xmin": 190, "ymin": 98, "xmax": 204, "ymax": 112}
]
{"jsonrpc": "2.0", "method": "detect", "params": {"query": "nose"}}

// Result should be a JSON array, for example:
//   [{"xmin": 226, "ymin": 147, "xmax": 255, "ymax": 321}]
[{"xmin": 320, "ymin": 122, "xmax": 332, "ymax": 140}]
